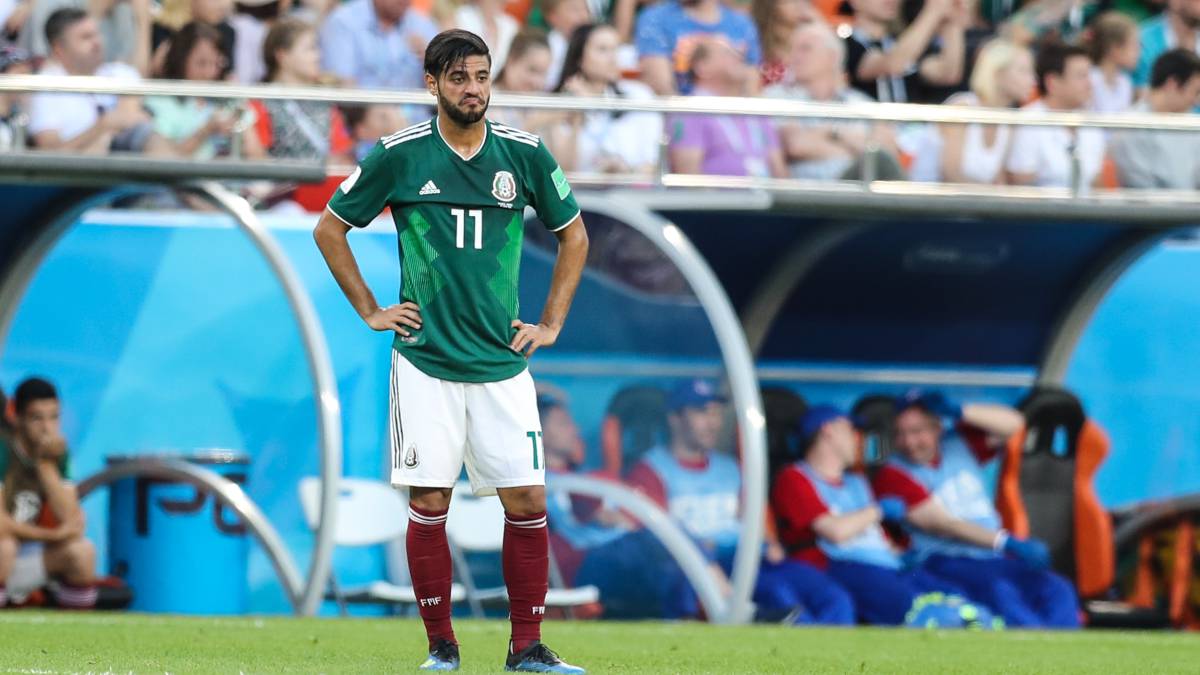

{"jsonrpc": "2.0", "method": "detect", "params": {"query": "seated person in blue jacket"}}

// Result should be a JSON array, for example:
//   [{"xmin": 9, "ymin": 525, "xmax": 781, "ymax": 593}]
[
  {"xmin": 624, "ymin": 379, "xmax": 854, "ymax": 624},
  {"xmin": 771, "ymin": 405, "xmax": 970, "ymax": 625},
  {"xmin": 871, "ymin": 390, "xmax": 1080, "ymax": 628}
]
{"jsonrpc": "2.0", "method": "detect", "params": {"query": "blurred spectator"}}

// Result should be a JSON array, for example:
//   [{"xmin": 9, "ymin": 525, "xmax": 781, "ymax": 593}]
[
  {"xmin": 341, "ymin": 103, "xmax": 405, "ymax": 161},
  {"xmin": 765, "ymin": 22, "xmax": 904, "ymax": 181},
  {"xmin": 153, "ymin": 0, "xmax": 237, "ymax": 79},
  {"xmin": 634, "ymin": 0, "xmax": 761, "ymax": 95},
  {"xmin": 872, "ymin": 390, "xmax": 1080, "ymax": 628},
  {"xmin": 668, "ymin": 37, "xmax": 786, "ymax": 177},
  {"xmin": 771, "ymin": 405, "xmax": 967, "ymax": 625},
  {"xmin": 1112, "ymin": 48, "xmax": 1200, "ymax": 188},
  {"xmin": 542, "ymin": 0, "xmax": 590, "ymax": 89},
  {"xmin": 454, "ymin": 0, "xmax": 519, "ymax": 74},
  {"xmin": 751, "ymin": 0, "xmax": 819, "ymax": 87},
  {"xmin": 253, "ymin": 18, "xmax": 352, "ymax": 161},
  {"xmin": 229, "ymin": 0, "xmax": 291, "ymax": 84},
  {"xmin": 843, "ymin": 0, "xmax": 967, "ymax": 103},
  {"xmin": 1133, "ymin": 0, "xmax": 1200, "ymax": 91},
  {"xmin": 22, "ymin": 0, "xmax": 153, "ymax": 73},
  {"xmin": 28, "ymin": 8, "xmax": 171, "ymax": 155},
  {"xmin": 553, "ymin": 23, "xmax": 662, "ymax": 174},
  {"xmin": 1087, "ymin": 11, "xmax": 1139, "ymax": 113},
  {"xmin": 0, "ymin": 46, "xmax": 33, "ymax": 151},
  {"xmin": 1006, "ymin": 41, "xmax": 1104, "ymax": 188},
  {"xmin": 911, "ymin": 38, "xmax": 1034, "ymax": 183},
  {"xmin": 319, "ymin": 0, "xmax": 438, "ymax": 89},
  {"xmin": 491, "ymin": 30, "xmax": 573, "ymax": 143},
  {"xmin": 146, "ymin": 22, "xmax": 265, "ymax": 158},
  {"xmin": 626, "ymin": 381, "xmax": 856, "ymax": 624},
  {"xmin": 0, "ymin": 378, "xmax": 98, "ymax": 609}
]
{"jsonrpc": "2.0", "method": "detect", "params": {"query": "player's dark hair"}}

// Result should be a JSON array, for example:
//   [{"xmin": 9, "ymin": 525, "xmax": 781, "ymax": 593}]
[
  {"xmin": 45, "ymin": 7, "xmax": 89, "ymax": 47},
  {"xmin": 1150, "ymin": 48, "xmax": 1200, "ymax": 89},
  {"xmin": 1035, "ymin": 40, "xmax": 1089, "ymax": 95},
  {"xmin": 160, "ymin": 22, "xmax": 224, "ymax": 80},
  {"xmin": 14, "ymin": 377, "xmax": 57, "ymax": 415},
  {"xmin": 424, "ymin": 29, "xmax": 491, "ymax": 79}
]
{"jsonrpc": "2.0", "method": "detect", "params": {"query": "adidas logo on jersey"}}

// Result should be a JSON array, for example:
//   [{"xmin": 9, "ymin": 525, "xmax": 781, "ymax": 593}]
[{"xmin": 419, "ymin": 181, "xmax": 441, "ymax": 196}]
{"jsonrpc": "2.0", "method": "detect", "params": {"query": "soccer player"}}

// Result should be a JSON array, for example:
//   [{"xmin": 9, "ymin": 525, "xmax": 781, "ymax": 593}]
[
  {"xmin": 0, "ymin": 378, "xmax": 98, "ymax": 610},
  {"xmin": 872, "ymin": 390, "xmax": 1080, "ymax": 628},
  {"xmin": 313, "ymin": 29, "xmax": 589, "ymax": 674}
]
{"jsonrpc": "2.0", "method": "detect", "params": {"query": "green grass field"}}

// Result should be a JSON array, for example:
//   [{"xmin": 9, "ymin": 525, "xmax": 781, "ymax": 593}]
[{"xmin": 0, "ymin": 612, "xmax": 1196, "ymax": 674}]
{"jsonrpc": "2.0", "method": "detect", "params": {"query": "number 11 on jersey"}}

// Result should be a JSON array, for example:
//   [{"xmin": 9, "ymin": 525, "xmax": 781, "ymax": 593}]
[{"xmin": 452, "ymin": 208, "xmax": 483, "ymax": 249}]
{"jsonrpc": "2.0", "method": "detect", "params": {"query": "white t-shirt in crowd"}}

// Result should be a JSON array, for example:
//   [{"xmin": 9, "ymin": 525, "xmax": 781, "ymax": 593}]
[
  {"xmin": 231, "ymin": 13, "xmax": 268, "ymax": 85},
  {"xmin": 909, "ymin": 92, "xmax": 1011, "ymax": 184},
  {"xmin": 454, "ymin": 5, "xmax": 518, "ymax": 76},
  {"xmin": 1089, "ymin": 67, "xmax": 1134, "ymax": 113},
  {"xmin": 28, "ymin": 61, "xmax": 141, "ymax": 141},
  {"xmin": 573, "ymin": 80, "xmax": 663, "ymax": 173},
  {"xmin": 1005, "ymin": 100, "xmax": 1106, "ymax": 189},
  {"xmin": 546, "ymin": 30, "xmax": 568, "ymax": 90}
]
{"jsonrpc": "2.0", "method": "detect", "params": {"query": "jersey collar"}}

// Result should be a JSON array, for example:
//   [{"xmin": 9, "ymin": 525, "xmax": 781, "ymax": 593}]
[{"xmin": 433, "ymin": 114, "xmax": 489, "ymax": 162}]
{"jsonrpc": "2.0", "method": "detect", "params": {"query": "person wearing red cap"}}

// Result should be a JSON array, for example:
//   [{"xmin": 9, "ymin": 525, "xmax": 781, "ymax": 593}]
[{"xmin": 872, "ymin": 390, "xmax": 1080, "ymax": 628}]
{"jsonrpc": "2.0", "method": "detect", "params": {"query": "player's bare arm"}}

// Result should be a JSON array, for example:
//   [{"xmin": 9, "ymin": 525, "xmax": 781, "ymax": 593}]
[
  {"xmin": 510, "ymin": 215, "xmax": 589, "ymax": 357},
  {"xmin": 33, "ymin": 435, "xmax": 83, "ymax": 535},
  {"xmin": 313, "ymin": 211, "xmax": 423, "ymax": 337}
]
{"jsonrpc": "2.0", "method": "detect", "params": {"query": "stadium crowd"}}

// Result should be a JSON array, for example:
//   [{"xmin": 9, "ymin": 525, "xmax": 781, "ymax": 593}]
[{"xmin": 0, "ymin": 0, "xmax": 1196, "ymax": 188}]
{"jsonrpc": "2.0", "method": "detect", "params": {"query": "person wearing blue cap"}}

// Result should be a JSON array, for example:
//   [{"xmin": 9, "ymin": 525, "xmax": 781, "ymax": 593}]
[
  {"xmin": 872, "ymin": 390, "xmax": 1080, "ymax": 628},
  {"xmin": 771, "ymin": 404, "xmax": 972, "ymax": 625},
  {"xmin": 626, "ymin": 380, "xmax": 855, "ymax": 625}
]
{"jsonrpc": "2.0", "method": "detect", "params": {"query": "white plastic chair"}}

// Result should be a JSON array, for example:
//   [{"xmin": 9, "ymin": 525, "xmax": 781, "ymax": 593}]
[
  {"xmin": 444, "ymin": 482, "xmax": 600, "ymax": 618},
  {"xmin": 297, "ymin": 477, "xmax": 465, "ymax": 615}
]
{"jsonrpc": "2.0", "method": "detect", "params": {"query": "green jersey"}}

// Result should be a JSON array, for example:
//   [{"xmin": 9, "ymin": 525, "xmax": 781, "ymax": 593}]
[{"xmin": 327, "ymin": 117, "xmax": 580, "ymax": 383}]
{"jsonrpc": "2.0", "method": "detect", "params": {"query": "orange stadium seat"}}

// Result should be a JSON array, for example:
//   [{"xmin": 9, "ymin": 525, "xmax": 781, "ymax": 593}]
[{"xmin": 996, "ymin": 386, "xmax": 1114, "ymax": 599}]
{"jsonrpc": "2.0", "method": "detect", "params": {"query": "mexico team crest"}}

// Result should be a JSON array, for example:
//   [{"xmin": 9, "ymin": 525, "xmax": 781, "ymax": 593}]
[
  {"xmin": 492, "ymin": 170, "xmax": 517, "ymax": 203},
  {"xmin": 404, "ymin": 442, "xmax": 419, "ymax": 468}
]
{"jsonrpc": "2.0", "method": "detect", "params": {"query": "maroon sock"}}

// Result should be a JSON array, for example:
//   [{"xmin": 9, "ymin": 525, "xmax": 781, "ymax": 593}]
[
  {"xmin": 55, "ymin": 583, "xmax": 98, "ymax": 609},
  {"xmin": 503, "ymin": 511, "xmax": 549, "ymax": 653},
  {"xmin": 407, "ymin": 504, "xmax": 456, "ymax": 648}
]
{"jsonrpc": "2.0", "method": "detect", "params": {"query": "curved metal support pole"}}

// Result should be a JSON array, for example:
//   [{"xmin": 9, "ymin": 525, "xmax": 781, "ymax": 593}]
[
  {"xmin": 572, "ymin": 193, "xmax": 765, "ymax": 624},
  {"xmin": 741, "ymin": 223, "xmax": 869, "ymax": 356},
  {"xmin": 1038, "ymin": 229, "xmax": 1166, "ymax": 384},
  {"xmin": 186, "ymin": 182, "xmax": 341, "ymax": 617},
  {"xmin": 547, "ymin": 474, "xmax": 726, "ymax": 620},
  {"xmin": 77, "ymin": 458, "xmax": 305, "ymax": 611}
]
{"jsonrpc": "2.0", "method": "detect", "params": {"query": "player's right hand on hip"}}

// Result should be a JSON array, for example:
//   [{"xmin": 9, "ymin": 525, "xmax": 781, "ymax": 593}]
[{"xmin": 366, "ymin": 302, "xmax": 422, "ymax": 336}]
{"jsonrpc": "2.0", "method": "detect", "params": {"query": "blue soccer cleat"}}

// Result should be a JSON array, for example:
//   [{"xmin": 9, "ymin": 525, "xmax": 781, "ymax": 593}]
[
  {"xmin": 504, "ymin": 642, "xmax": 585, "ymax": 674},
  {"xmin": 419, "ymin": 639, "xmax": 460, "ymax": 671}
]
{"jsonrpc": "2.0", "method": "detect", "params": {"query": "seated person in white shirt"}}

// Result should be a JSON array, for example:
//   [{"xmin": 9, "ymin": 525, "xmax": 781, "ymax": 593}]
[
  {"xmin": 1111, "ymin": 48, "xmax": 1200, "ymax": 189},
  {"xmin": 28, "ymin": 8, "xmax": 171, "ymax": 155},
  {"xmin": 1006, "ymin": 41, "xmax": 1106, "ymax": 190}
]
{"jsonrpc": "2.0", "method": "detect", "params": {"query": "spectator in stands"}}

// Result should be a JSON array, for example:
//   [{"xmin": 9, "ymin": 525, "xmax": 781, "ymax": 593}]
[
  {"xmin": 1088, "ymin": 12, "xmax": 1139, "ymax": 113},
  {"xmin": 1112, "ymin": 48, "xmax": 1200, "ymax": 188},
  {"xmin": 542, "ymin": 0, "xmax": 591, "ymax": 89},
  {"xmin": 772, "ymin": 405, "xmax": 967, "ymax": 625},
  {"xmin": 1006, "ymin": 41, "xmax": 1105, "ymax": 189},
  {"xmin": 229, "ymin": 0, "xmax": 290, "ymax": 84},
  {"xmin": 0, "ymin": 46, "xmax": 33, "ymax": 151},
  {"xmin": 843, "ymin": 0, "xmax": 968, "ymax": 103},
  {"xmin": 1134, "ymin": 0, "xmax": 1200, "ymax": 92},
  {"xmin": 453, "ymin": 0, "xmax": 518, "ymax": 75},
  {"xmin": 341, "ymin": 103, "xmax": 405, "ymax": 161},
  {"xmin": 912, "ymin": 38, "xmax": 1034, "ymax": 184},
  {"xmin": 146, "ymin": 22, "xmax": 264, "ymax": 159},
  {"xmin": 496, "ymin": 29, "xmax": 553, "ymax": 95},
  {"xmin": 634, "ymin": 0, "xmax": 761, "ymax": 95},
  {"xmin": 253, "ymin": 18, "xmax": 352, "ymax": 162},
  {"xmin": 28, "ymin": 8, "xmax": 171, "ymax": 155},
  {"xmin": 0, "ymin": 378, "xmax": 98, "ymax": 610},
  {"xmin": 626, "ymin": 380, "xmax": 856, "ymax": 624},
  {"xmin": 668, "ymin": 37, "xmax": 786, "ymax": 178},
  {"xmin": 751, "ymin": 0, "xmax": 819, "ymax": 87},
  {"xmin": 765, "ymin": 22, "xmax": 904, "ymax": 181},
  {"xmin": 553, "ymin": 23, "xmax": 662, "ymax": 175},
  {"xmin": 152, "ymin": 0, "xmax": 238, "ymax": 79},
  {"xmin": 319, "ymin": 0, "xmax": 439, "ymax": 90},
  {"xmin": 22, "ymin": 0, "xmax": 152, "ymax": 74},
  {"xmin": 872, "ymin": 390, "xmax": 1080, "ymax": 628}
]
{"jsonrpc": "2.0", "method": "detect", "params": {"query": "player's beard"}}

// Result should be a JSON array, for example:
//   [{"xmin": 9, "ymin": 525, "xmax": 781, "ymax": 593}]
[{"xmin": 439, "ymin": 91, "xmax": 489, "ymax": 126}]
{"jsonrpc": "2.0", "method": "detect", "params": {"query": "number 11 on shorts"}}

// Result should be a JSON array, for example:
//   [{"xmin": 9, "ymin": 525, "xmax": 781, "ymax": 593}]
[{"xmin": 526, "ymin": 430, "xmax": 543, "ymax": 469}]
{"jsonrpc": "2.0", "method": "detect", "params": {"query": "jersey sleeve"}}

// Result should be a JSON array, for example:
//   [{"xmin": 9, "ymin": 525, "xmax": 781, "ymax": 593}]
[
  {"xmin": 526, "ymin": 140, "xmax": 580, "ymax": 232},
  {"xmin": 325, "ymin": 141, "xmax": 394, "ymax": 228},
  {"xmin": 956, "ymin": 422, "xmax": 1002, "ymax": 464},
  {"xmin": 624, "ymin": 460, "xmax": 668, "ymax": 510},
  {"xmin": 871, "ymin": 464, "xmax": 932, "ymax": 508},
  {"xmin": 770, "ymin": 467, "xmax": 828, "ymax": 550}
]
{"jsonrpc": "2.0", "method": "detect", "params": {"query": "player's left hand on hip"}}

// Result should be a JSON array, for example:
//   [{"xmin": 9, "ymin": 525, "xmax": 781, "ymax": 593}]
[{"xmin": 510, "ymin": 320, "xmax": 559, "ymax": 357}]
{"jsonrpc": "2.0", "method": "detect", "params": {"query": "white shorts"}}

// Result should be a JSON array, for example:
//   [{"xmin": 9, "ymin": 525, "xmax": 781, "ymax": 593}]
[
  {"xmin": 8, "ymin": 542, "xmax": 47, "ymax": 603},
  {"xmin": 388, "ymin": 351, "xmax": 544, "ymax": 496}
]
